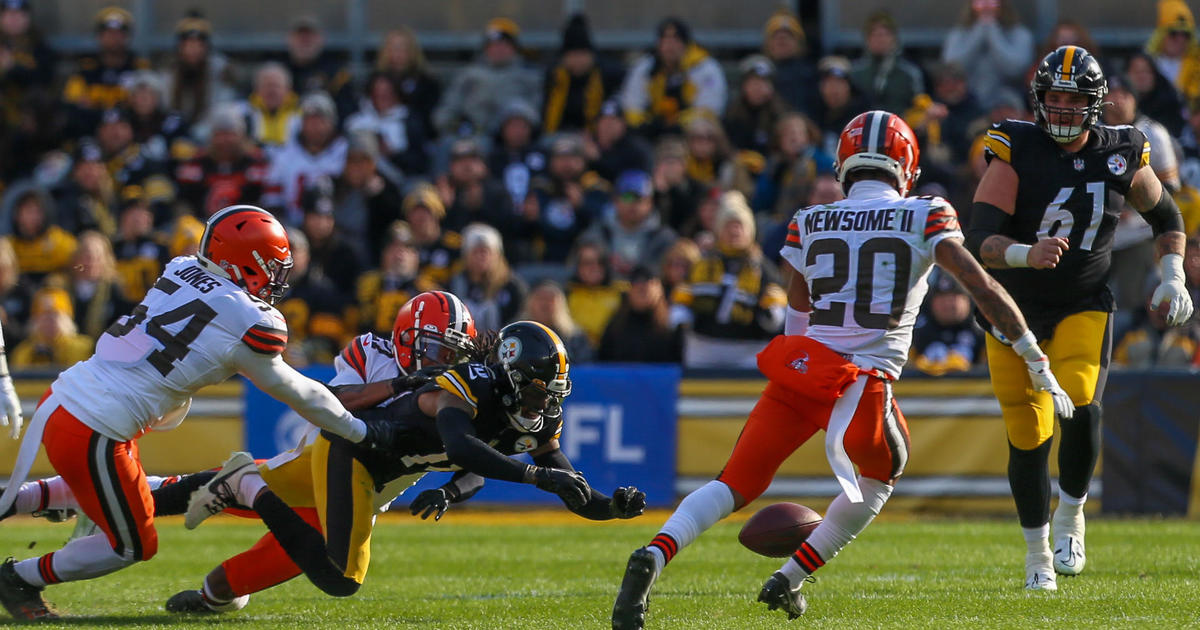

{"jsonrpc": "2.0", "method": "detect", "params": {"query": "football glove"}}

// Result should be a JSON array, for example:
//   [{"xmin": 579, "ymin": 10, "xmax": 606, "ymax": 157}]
[
  {"xmin": 531, "ymin": 467, "xmax": 590, "ymax": 510},
  {"xmin": 609, "ymin": 486, "xmax": 646, "ymax": 519},
  {"xmin": 1025, "ymin": 356, "xmax": 1075, "ymax": 421},
  {"xmin": 0, "ymin": 352, "xmax": 20, "ymax": 439},
  {"xmin": 409, "ymin": 488, "xmax": 451, "ymax": 521},
  {"xmin": 1150, "ymin": 254, "xmax": 1194, "ymax": 327}
]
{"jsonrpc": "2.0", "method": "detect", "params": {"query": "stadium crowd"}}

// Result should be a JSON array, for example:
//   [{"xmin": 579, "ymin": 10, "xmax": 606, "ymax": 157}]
[{"xmin": 1, "ymin": 0, "xmax": 1199, "ymax": 373}]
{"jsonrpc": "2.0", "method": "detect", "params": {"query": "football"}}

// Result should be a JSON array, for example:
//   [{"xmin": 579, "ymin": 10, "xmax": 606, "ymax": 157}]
[{"xmin": 738, "ymin": 503, "xmax": 823, "ymax": 558}]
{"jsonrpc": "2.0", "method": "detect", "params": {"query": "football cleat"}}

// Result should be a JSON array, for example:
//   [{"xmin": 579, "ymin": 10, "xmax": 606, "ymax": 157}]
[
  {"xmin": 757, "ymin": 571, "xmax": 808, "ymax": 620},
  {"xmin": 612, "ymin": 547, "xmax": 658, "ymax": 630},
  {"xmin": 1025, "ymin": 551, "xmax": 1058, "ymax": 591},
  {"xmin": 1052, "ymin": 504, "xmax": 1086, "ymax": 576},
  {"xmin": 185, "ymin": 451, "xmax": 256, "ymax": 530},
  {"xmin": 165, "ymin": 589, "xmax": 249, "ymax": 614},
  {"xmin": 0, "ymin": 558, "xmax": 57, "ymax": 620}
]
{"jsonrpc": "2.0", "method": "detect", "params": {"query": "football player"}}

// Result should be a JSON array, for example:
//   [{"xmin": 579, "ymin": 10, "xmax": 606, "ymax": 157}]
[
  {"xmin": 0, "ymin": 205, "xmax": 399, "ymax": 621},
  {"xmin": 966, "ymin": 46, "xmax": 1192, "ymax": 591},
  {"xmin": 183, "ymin": 321, "xmax": 646, "ymax": 603},
  {"xmin": 612, "ymin": 111, "xmax": 1073, "ymax": 628}
]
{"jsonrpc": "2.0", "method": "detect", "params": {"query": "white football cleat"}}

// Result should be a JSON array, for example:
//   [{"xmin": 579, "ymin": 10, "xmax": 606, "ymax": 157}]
[
  {"xmin": 1025, "ymin": 551, "xmax": 1058, "ymax": 591},
  {"xmin": 185, "ymin": 452, "xmax": 256, "ymax": 530},
  {"xmin": 1052, "ymin": 504, "xmax": 1086, "ymax": 576}
]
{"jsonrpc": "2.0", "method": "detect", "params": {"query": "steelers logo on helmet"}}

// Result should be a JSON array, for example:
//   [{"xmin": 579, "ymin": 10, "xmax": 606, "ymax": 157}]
[
  {"xmin": 1107, "ymin": 153, "xmax": 1127, "ymax": 176},
  {"xmin": 499, "ymin": 337, "xmax": 522, "ymax": 364}
]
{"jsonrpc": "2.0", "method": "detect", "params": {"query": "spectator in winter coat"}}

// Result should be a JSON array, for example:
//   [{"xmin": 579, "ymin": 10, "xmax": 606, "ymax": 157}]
[
  {"xmin": 849, "ymin": 11, "xmax": 924, "ymax": 116},
  {"xmin": 941, "ymin": 0, "xmax": 1033, "ymax": 109},
  {"xmin": 434, "ymin": 18, "xmax": 541, "ymax": 137},
  {"xmin": 619, "ymin": 17, "xmax": 727, "ymax": 138}
]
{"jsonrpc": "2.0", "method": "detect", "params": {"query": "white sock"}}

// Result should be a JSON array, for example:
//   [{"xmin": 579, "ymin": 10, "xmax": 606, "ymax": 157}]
[
  {"xmin": 15, "ymin": 533, "xmax": 135, "ymax": 586},
  {"xmin": 238, "ymin": 473, "xmax": 267, "ymax": 506},
  {"xmin": 780, "ymin": 477, "xmax": 893, "ymax": 584},
  {"xmin": 14, "ymin": 477, "xmax": 78, "ymax": 513},
  {"xmin": 1023, "ymin": 524, "xmax": 1050, "ymax": 555},
  {"xmin": 648, "ymin": 480, "xmax": 735, "ymax": 573}
]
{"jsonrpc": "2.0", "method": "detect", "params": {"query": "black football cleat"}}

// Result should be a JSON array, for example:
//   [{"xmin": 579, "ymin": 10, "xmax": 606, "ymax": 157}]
[
  {"xmin": 0, "ymin": 558, "xmax": 58, "ymax": 620},
  {"xmin": 758, "ymin": 571, "xmax": 807, "ymax": 620},
  {"xmin": 166, "ymin": 589, "xmax": 217, "ymax": 614},
  {"xmin": 612, "ymin": 548, "xmax": 658, "ymax": 630}
]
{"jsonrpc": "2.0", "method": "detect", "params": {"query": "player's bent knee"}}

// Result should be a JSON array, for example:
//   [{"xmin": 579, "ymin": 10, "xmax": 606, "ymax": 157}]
[{"xmin": 716, "ymin": 471, "xmax": 767, "ymax": 506}]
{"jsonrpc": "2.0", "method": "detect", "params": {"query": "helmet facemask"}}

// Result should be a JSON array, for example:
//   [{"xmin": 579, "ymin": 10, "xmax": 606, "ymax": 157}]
[
  {"xmin": 252, "ymin": 250, "xmax": 293, "ymax": 304},
  {"xmin": 398, "ymin": 327, "xmax": 472, "ymax": 372},
  {"xmin": 1032, "ymin": 89, "xmax": 1104, "ymax": 143}
]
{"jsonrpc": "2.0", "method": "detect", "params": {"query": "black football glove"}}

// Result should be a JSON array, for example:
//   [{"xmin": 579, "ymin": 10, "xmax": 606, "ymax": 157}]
[
  {"xmin": 361, "ymin": 417, "xmax": 398, "ymax": 450},
  {"xmin": 531, "ymin": 467, "xmax": 590, "ymax": 510},
  {"xmin": 409, "ymin": 488, "xmax": 451, "ymax": 521},
  {"xmin": 610, "ymin": 486, "xmax": 646, "ymax": 519},
  {"xmin": 389, "ymin": 366, "xmax": 447, "ymax": 396}
]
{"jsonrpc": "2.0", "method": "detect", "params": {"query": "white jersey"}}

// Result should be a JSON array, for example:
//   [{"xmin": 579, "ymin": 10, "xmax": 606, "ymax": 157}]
[
  {"xmin": 262, "ymin": 135, "xmax": 348, "ymax": 224},
  {"xmin": 780, "ymin": 180, "xmax": 963, "ymax": 379},
  {"xmin": 54, "ymin": 256, "xmax": 290, "ymax": 441}
]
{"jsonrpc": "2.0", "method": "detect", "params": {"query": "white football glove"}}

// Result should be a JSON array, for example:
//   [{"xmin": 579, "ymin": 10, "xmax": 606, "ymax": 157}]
[
  {"xmin": 1025, "ymin": 356, "xmax": 1074, "ymax": 421},
  {"xmin": 1150, "ymin": 254, "xmax": 1194, "ymax": 327},
  {"xmin": 0, "ymin": 359, "xmax": 21, "ymax": 438}
]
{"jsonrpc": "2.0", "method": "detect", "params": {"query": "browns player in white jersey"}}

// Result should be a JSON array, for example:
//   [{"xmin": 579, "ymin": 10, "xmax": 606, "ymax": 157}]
[
  {"xmin": 613, "ymin": 111, "xmax": 1075, "ymax": 629},
  {"xmin": 0, "ymin": 205, "xmax": 392, "ymax": 621}
]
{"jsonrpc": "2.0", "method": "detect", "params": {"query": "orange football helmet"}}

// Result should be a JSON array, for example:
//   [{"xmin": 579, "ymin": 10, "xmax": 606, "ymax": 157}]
[
  {"xmin": 834, "ymin": 110, "xmax": 921, "ymax": 196},
  {"xmin": 197, "ymin": 205, "xmax": 293, "ymax": 304},
  {"xmin": 392, "ymin": 291, "xmax": 477, "ymax": 373}
]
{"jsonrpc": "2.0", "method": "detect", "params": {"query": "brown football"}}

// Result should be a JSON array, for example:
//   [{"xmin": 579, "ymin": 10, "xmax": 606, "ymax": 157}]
[{"xmin": 738, "ymin": 503, "xmax": 823, "ymax": 558}]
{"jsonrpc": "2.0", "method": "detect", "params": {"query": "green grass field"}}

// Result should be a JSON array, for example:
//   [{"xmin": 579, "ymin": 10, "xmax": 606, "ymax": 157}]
[{"xmin": 1, "ymin": 512, "xmax": 1198, "ymax": 629}]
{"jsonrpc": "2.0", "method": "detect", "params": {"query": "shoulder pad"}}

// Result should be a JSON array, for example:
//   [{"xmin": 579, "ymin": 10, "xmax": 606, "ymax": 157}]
[{"xmin": 433, "ymin": 363, "xmax": 492, "ymax": 410}]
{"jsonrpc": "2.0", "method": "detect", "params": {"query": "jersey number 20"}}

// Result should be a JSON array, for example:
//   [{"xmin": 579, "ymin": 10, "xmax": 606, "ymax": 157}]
[{"xmin": 806, "ymin": 236, "xmax": 912, "ymax": 330}]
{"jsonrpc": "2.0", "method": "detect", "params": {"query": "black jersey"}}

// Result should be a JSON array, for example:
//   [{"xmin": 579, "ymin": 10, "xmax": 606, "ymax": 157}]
[
  {"xmin": 346, "ymin": 362, "xmax": 562, "ymax": 488},
  {"xmin": 981, "ymin": 120, "xmax": 1150, "ymax": 326}
]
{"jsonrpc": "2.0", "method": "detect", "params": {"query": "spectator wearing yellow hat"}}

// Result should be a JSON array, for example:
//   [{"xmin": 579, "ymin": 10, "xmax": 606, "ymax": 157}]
[
  {"xmin": 434, "ymin": 17, "xmax": 541, "ymax": 137},
  {"xmin": 9, "ymin": 286, "xmax": 94, "ymax": 369},
  {"xmin": 61, "ymin": 6, "xmax": 150, "ymax": 138},
  {"xmin": 402, "ymin": 182, "xmax": 461, "ymax": 286},
  {"xmin": 1146, "ymin": 0, "xmax": 1200, "ymax": 102},
  {"xmin": 619, "ymin": 17, "xmax": 727, "ymax": 138},
  {"xmin": 761, "ymin": 10, "xmax": 818, "ymax": 114}
]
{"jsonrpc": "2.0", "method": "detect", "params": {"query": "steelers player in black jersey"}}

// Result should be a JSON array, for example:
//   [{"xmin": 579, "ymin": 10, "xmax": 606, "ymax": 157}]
[
  {"xmin": 966, "ymin": 46, "xmax": 1194, "ymax": 592},
  {"xmin": 183, "ymin": 321, "xmax": 646, "ymax": 601}
]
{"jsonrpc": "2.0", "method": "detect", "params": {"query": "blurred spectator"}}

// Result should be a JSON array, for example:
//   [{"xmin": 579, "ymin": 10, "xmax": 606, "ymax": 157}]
[
  {"xmin": 542, "ymin": 13, "xmax": 623, "ymax": 134},
  {"xmin": 299, "ymin": 178, "xmax": 362, "ymax": 297},
  {"xmin": 1029, "ymin": 21, "xmax": 1106, "ymax": 84},
  {"xmin": 761, "ymin": 9, "xmax": 817, "ymax": 114},
  {"xmin": 581, "ymin": 169, "xmax": 676, "ymax": 278},
  {"xmin": 263, "ymin": 91, "xmax": 347, "ymax": 224},
  {"xmin": 61, "ymin": 6, "xmax": 150, "ymax": 138},
  {"xmin": 811, "ymin": 56, "xmax": 866, "ymax": 156},
  {"xmin": 111, "ymin": 197, "xmax": 168, "ymax": 302},
  {"xmin": 942, "ymin": 0, "xmax": 1033, "ymax": 109},
  {"xmin": 162, "ymin": 11, "xmax": 238, "ymax": 132},
  {"xmin": 239, "ymin": 62, "xmax": 301, "ymax": 154},
  {"xmin": 598, "ymin": 265, "xmax": 683, "ymax": 363},
  {"xmin": 674, "ymin": 191, "xmax": 785, "ymax": 368},
  {"xmin": 6, "ymin": 184, "xmax": 75, "ymax": 282},
  {"xmin": 620, "ymin": 17, "xmax": 727, "ymax": 138},
  {"xmin": 1113, "ymin": 288, "xmax": 1197, "ymax": 368},
  {"xmin": 527, "ymin": 133, "xmax": 608, "ymax": 263},
  {"xmin": 760, "ymin": 174, "xmax": 843, "ymax": 265},
  {"xmin": 437, "ymin": 137, "xmax": 515, "ymax": 239},
  {"xmin": 166, "ymin": 213, "xmax": 204, "ymax": 258},
  {"xmin": 683, "ymin": 115, "xmax": 734, "ymax": 189},
  {"xmin": 906, "ymin": 62, "xmax": 987, "ymax": 182},
  {"xmin": 586, "ymin": 99, "xmax": 651, "ymax": 183},
  {"xmin": 659, "ymin": 237, "xmax": 701, "ymax": 299},
  {"xmin": 65, "ymin": 230, "xmax": 130, "ymax": 338},
  {"xmin": 284, "ymin": 15, "xmax": 354, "ymax": 118},
  {"xmin": 0, "ymin": 237, "xmax": 31, "ymax": 348},
  {"xmin": 126, "ymin": 70, "xmax": 192, "ymax": 166},
  {"xmin": 1146, "ymin": 0, "xmax": 1200, "ymax": 102},
  {"xmin": 175, "ymin": 105, "xmax": 268, "ymax": 219},
  {"xmin": 10, "ymin": 287, "xmax": 93, "ymax": 369},
  {"xmin": 376, "ymin": 27, "xmax": 441, "ymax": 138},
  {"xmin": 447, "ymin": 223, "xmax": 527, "ymax": 333},
  {"xmin": 751, "ymin": 112, "xmax": 835, "ymax": 220},
  {"xmin": 652, "ymin": 136, "xmax": 706, "ymax": 232},
  {"xmin": 95, "ymin": 106, "xmax": 173, "ymax": 228},
  {"xmin": 488, "ymin": 100, "xmax": 545, "ymax": 210},
  {"xmin": 345, "ymin": 71, "xmax": 430, "ymax": 178},
  {"xmin": 0, "ymin": 0, "xmax": 56, "ymax": 131},
  {"xmin": 850, "ymin": 10, "xmax": 924, "ymax": 115},
  {"xmin": 402, "ymin": 182, "xmax": 460, "ymax": 286},
  {"xmin": 1126, "ymin": 52, "xmax": 1187, "ymax": 138},
  {"xmin": 1104, "ymin": 75, "xmax": 1180, "ymax": 194},
  {"xmin": 435, "ymin": 18, "xmax": 541, "ymax": 137},
  {"xmin": 52, "ymin": 140, "xmax": 117, "ymax": 235},
  {"xmin": 335, "ymin": 132, "xmax": 403, "ymax": 263},
  {"xmin": 724, "ymin": 55, "xmax": 789, "ymax": 156},
  {"xmin": 565, "ymin": 238, "xmax": 625, "ymax": 348},
  {"xmin": 274, "ymin": 227, "xmax": 352, "ymax": 364},
  {"xmin": 355, "ymin": 221, "xmax": 433, "ymax": 335},
  {"xmin": 520, "ymin": 278, "xmax": 593, "ymax": 363},
  {"xmin": 910, "ymin": 271, "xmax": 984, "ymax": 376}
]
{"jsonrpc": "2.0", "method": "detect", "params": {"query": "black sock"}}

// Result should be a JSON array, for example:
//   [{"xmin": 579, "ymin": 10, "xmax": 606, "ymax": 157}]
[
  {"xmin": 1008, "ymin": 439, "xmax": 1053, "ymax": 528},
  {"xmin": 1057, "ymin": 403, "xmax": 1101, "ymax": 499},
  {"xmin": 152, "ymin": 471, "xmax": 217, "ymax": 517},
  {"xmin": 252, "ymin": 490, "xmax": 359, "ymax": 597}
]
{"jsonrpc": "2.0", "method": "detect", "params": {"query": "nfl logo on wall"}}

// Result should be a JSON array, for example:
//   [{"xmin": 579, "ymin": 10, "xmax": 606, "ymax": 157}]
[
  {"xmin": 500, "ymin": 337, "xmax": 522, "ymax": 364},
  {"xmin": 1107, "ymin": 153, "xmax": 1127, "ymax": 176}
]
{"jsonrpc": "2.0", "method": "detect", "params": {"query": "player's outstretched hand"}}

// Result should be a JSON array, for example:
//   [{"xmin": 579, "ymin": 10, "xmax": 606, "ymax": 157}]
[
  {"xmin": 0, "ymin": 372, "xmax": 21, "ymax": 439},
  {"xmin": 409, "ymin": 488, "xmax": 451, "ymax": 521},
  {"xmin": 531, "ymin": 467, "xmax": 590, "ymax": 509},
  {"xmin": 1028, "ymin": 237, "xmax": 1069, "ymax": 269},
  {"xmin": 1151, "ymin": 276, "xmax": 1195, "ymax": 327},
  {"xmin": 1026, "ymin": 357, "xmax": 1075, "ymax": 421},
  {"xmin": 610, "ymin": 487, "xmax": 646, "ymax": 519}
]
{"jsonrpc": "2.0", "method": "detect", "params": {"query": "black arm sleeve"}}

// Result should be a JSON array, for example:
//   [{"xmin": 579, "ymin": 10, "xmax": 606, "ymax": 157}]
[
  {"xmin": 436, "ymin": 406, "xmax": 531, "ymax": 483},
  {"xmin": 1139, "ymin": 188, "xmax": 1186, "ymax": 236},
  {"xmin": 533, "ymin": 448, "xmax": 614, "ymax": 520},
  {"xmin": 965, "ymin": 202, "xmax": 1014, "ymax": 260},
  {"xmin": 442, "ymin": 470, "xmax": 485, "ymax": 503}
]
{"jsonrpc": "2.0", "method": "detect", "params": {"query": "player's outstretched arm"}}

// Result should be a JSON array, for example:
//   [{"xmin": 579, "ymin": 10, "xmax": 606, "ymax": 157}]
[
  {"xmin": 1127, "ymin": 165, "xmax": 1194, "ymax": 326},
  {"xmin": 530, "ymin": 445, "xmax": 646, "ymax": 520},
  {"xmin": 966, "ymin": 159, "xmax": 1069, "ymax": 270},
  {"xmin": 935, "ymin": 237, "xmax": 1075, "ymax": 420},
  {"xmin": 0, "ymin": 319, "xmax": 22, "ymax": 439},
  {"xmin": 234, "ymin": 345, "xmax": 368, "ymax": 443},
  {"xmin": 329, "ymin": 367, "xmax": 445, "ymax": 412}
]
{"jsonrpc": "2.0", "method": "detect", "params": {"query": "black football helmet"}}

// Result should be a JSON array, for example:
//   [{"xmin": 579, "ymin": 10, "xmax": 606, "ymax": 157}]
[
  {"xmin": 492, "ymin": 321, "xmax": 572, "ymax": 433},
  {"xmin": 1030, "ymin": 45, "xmax": 1108, "ymax": 143}
]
